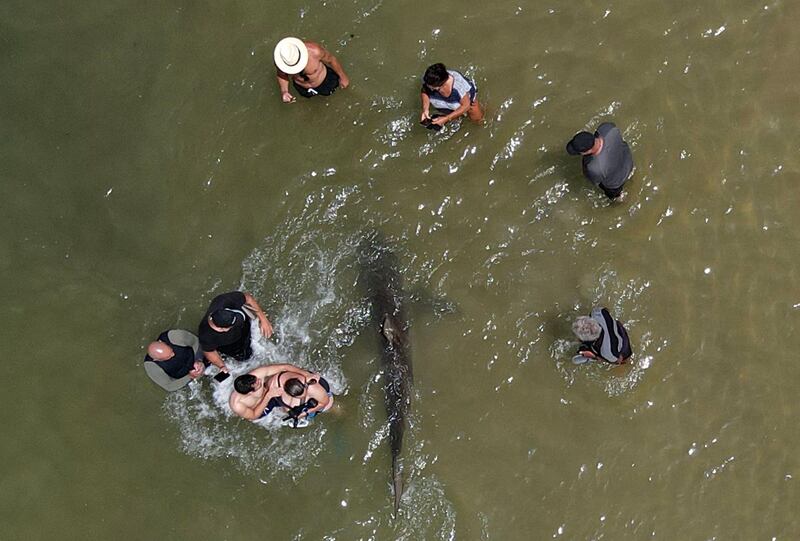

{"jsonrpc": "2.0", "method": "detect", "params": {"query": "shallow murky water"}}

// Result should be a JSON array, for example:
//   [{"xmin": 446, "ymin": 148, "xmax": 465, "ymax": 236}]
[{"xmin": 2, "ymin": 0, "xmax": 799, "ymax": 539}]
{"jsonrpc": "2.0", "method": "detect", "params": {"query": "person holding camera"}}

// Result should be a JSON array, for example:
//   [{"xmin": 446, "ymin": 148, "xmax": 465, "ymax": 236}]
[
  {"xmin": 279, "ymin": 372, "xmax": 334, "ymax": 425},
  {"xmin": 420, "ymin": 62, "xmax": 484, "ymax": 129},
  {"xmin": 229, "ymin": 363, "xmax": 320, "ymax": 422}
]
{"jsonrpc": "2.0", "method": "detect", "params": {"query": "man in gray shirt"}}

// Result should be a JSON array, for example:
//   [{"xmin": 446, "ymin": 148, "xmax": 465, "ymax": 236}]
[{"xmin": 566, "ymin": 122, "xmax": 633, "ymax": 200}]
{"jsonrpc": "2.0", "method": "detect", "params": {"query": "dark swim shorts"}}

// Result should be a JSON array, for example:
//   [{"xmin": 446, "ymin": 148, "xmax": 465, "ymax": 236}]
[
  {"xmin": 599, "ymin": 182, "xmax": 624, "ymax": 199},
  {"xmin": 293, "ymin": 66, "xmax": 340, "ymax": 98}
]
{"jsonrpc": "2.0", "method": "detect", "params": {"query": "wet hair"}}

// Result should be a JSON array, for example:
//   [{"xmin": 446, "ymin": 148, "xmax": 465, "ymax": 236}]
[
  {"xmin": 572, "ymin": 316, "xmax": 602, "ymax": 342},
  {"xmin": 283, "ymin": 378, "xmax": 306, "ymax": 397},
  {"xmin": 423, "ymin": 63, "xmax": 448, "ymax": 87},
  {"xmin": 234, "ymin": 374, "xmax": 258, "ymax": 394}
]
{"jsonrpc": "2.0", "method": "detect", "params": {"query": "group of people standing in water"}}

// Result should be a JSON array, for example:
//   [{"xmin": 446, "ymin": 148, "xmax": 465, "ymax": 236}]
[
  {"xmin": 144, "ymin": 290, "xmax": 333, "ymax": 427},
  {"xmin": 271, "ymin": 36, "xmax": 635, "ymax": 358},
  {"xmin": 143, "ymin": 35, "xmax": 637, "ymax": 423},
  {"xmin": 272, "ymin": 35, "xmax": 631, "ymax": 201}
]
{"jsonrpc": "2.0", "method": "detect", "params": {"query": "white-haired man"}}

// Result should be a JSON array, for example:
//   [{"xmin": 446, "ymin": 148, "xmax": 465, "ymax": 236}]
[
  {"xmin": 273, "ymin": 37, "xmax": 350, "ymax": 103},
  {"xmin": 572, "ymin": 307, "xmax": 632, "ymax": 364}
]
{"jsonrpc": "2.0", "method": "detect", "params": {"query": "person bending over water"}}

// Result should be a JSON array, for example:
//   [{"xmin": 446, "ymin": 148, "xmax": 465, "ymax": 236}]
[
  {"xmin": 229, "ymin": 364, "xmax": 322, "ymax": 421},
  {"xmin": 198, "ymin": 291, "xmax": 273, "ymax": 373},
  {"xmin": 572, "ymin": 307, "xmax": 632, "ymax": 364},
  {"xmin": 420, "ymin": 62, "xmax": 484, "ymax": 129},
  {"xmin": 274, "ymin": 36, "xmax": 350, "ymax": 102},
  {"xmin": 143, "ymin": 329, "xmax": 205, "ymax": 391}
]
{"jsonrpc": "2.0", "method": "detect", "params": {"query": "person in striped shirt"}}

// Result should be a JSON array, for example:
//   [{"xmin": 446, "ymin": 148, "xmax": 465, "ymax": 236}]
[
  {"xmin": 572, "ymin": 307, "xmax": 632, "ymax": 364},
  {"xmin": 420, "ymin": 63, "xmax": 484, "ymax": 129}
]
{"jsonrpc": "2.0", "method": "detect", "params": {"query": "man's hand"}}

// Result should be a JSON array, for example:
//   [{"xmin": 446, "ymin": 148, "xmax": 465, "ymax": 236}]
[
  {"xmin": 282, "ymin": 91, "xmax": 296, "ymax": 103},
  {"xmin": 339, "ymin": 74, "xmax": 350, "ymax": 89},
  {"xmin": 189, "ymin": 361, "xmax": 205, "ymax": 379},
  {"xmin": 420, "ymin": 110, "xmax": 431, "ymax": 123},
  {"xmin": 259, "ymin": 317, "xmax": 274, "ymax": 339},
  {"xmin": 431, "ymin": 115, "xmax": 448, "ymax": 127}
]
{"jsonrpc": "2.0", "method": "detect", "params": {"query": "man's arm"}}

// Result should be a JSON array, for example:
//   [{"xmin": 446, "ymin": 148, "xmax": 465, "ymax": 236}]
[
  {"xmin": 252, "ymin": 363, "xmax": 318, "ymax": 380},
  {"xmin": 433, "ymin": 94, "xmax": 470, "ymax": 126},
  {"xmin": 582, "ymin": 159, "xmax": 606, "ymax": 186},
  {"xmin": 420, "ymin": 91, "xmax": 432, "ymax": 122},
  {"xmin": 203, "ymin": 349, "xmax": 228, "ymax": 372},
  {"xmin": 188, "ymin": 361, "xmax": 205, "ymax": 379},
  {"xmin": 243, "ymin": 292, "xmax": 273, "ymax": 338},
  {"xmin": 231, "ymin": 398, "xmax": 261, "ymax": 421},
  {"xmin": 313, "ymin": 43, "xmax": 350, "ymax": 88},
  {"xmin": 300, "ymin": 385, "xmax": 332, "ymax": 418},
  {"xmin": 276, "ymin": 70, "xmax": 295, "ymax": 103}
]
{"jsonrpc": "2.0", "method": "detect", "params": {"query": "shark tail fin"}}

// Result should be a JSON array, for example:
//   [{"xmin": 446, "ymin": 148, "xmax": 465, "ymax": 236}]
[{"xmin": 392, "ymin": 454, "xmax": 403, "ymax": 517}]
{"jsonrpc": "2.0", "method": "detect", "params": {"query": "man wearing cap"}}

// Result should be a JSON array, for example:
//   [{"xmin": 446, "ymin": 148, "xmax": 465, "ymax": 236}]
[
  {"xmin": 274, "ymin": 36, "xmax": 350, "ymax": 103},
  {"xmin": 198, "ymin": 291, "xmax": 274, "ymax": 373},
  {"xmin": 143, "ymin": 329, "xmax": 206, "ymax": 391},
  {"xmin": 566, "ymin": 122, "xmax": 634, "ymax": 200}
]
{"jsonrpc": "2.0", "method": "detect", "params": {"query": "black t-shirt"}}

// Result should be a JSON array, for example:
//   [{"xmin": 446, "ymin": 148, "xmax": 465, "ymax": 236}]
[
  {"xmin": 582, "ymin": 122, "xmax": 634, "ymax": 189},
  {"xmin": 144, "ymin": 330, "xmax": 196, "ymax": 379},
  {"xmin": 198, "ymin": 291, "xmax": 249, "ymax": 352}
]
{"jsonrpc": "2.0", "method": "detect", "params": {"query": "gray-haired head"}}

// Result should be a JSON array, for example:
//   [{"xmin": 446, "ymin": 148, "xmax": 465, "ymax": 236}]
[{"xmin": 572, "ymin": 316, "xmax": 601, "ymax": 342}]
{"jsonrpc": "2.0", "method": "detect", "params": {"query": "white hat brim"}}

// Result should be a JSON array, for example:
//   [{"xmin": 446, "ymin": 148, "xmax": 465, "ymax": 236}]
[{"xmin": 274, "ymin": 37, "xmax": 309, "ymax": 74}]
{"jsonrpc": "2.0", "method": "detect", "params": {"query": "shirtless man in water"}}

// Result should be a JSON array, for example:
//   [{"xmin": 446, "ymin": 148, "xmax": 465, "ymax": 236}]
[
  {"xmin": 273, "ymin": 37, "xmax": 350, "ymax": 103},
  {"xmin": 229, "ymin": 363, "xmax": 320, "ymax": 421}
]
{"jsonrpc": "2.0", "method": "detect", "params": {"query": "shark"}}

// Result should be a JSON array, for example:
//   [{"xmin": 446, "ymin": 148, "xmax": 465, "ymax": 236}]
[{"xmin": 358, "ymin": 234, "xmax": 413, "ymax": 516}]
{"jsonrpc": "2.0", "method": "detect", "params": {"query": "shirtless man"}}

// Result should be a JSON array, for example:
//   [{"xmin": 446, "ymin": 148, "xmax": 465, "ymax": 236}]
[
  {"xmin": 229, "ymin": 363, "xmax": 319, "ymax": 421},
  {"xmin": 273, "ymin": 36, "xmax": 350, "ymax": 103}
]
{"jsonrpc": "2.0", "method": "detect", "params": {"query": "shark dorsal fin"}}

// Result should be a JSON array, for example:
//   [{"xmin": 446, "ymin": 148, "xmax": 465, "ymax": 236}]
[{"xmin": 382, "ymin": 314, "xmax": 398, "ymax": 344}]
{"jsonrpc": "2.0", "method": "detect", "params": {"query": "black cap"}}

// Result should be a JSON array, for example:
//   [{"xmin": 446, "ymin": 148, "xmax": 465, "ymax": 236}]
[
  {"xmin": 566, "ymin": 131, "xmax": 596, "ymax": 155},
  {"xmin": 210, "ymin": 308, "xmax": 241, "ymax": 328}
]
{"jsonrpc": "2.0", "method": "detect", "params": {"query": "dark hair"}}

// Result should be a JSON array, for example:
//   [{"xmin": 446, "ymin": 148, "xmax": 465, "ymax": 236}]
[
  {"xmin": 423, "ymin": 63, "xmax": 448, "ymax": 87},
  {"xmin": 234, "ymin": 374, "xmax": 257, "ymax": 394},
  {"xmin": 284, "ymin": 378, "xmax": 306, "ymax": 397}
]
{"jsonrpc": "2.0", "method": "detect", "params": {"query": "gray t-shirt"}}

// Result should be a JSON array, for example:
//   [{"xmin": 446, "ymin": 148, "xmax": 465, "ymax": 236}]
[{"xmin": 582, "ymin": 122, "xmax": 633, "ymax": 189}]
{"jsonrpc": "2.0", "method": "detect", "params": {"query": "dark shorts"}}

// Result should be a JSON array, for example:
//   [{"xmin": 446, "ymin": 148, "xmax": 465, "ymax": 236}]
[
  {"xmin": 599, "ymin": 182, "xmax": 624, "ymax": 200},
  {"xmin": 294, "ymin": 66, "xmax": 340, "ymax": 98}
]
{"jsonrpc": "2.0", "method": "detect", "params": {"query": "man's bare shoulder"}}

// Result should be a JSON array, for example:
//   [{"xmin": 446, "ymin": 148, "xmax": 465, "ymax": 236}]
[{"xmin": 304, "ymin": 41, "xmax": 326, "ymax": 58}]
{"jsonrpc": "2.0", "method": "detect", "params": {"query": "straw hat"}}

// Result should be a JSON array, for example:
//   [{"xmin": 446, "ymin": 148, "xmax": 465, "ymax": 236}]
[{"xmin": 274, "ymin": 37, "xmax": 309, "ymax": 74}]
